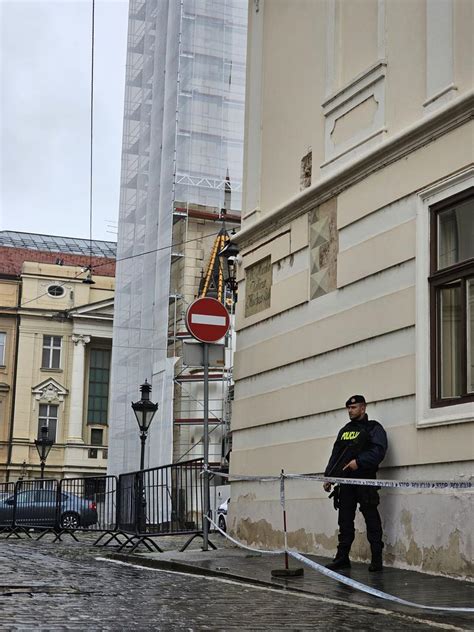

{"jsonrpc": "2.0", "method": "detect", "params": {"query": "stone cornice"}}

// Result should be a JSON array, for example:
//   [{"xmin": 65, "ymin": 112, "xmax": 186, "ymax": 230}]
[{"xmin": 235, "ymin": 90, "xmax": 474, "ymax": 250}]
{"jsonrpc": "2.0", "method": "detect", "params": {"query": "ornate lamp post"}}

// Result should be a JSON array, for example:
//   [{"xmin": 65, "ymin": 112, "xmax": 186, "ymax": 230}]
[
  {"xmin": 218, "ymin": 239, "xmax": 239, "ymax": 301},
  {"xmin": 34, "ymin": 426, "xmax": 54, "ymax": 479},
  {"xmin": 131, "ymin": 380, "xmax": 158, "ymax": 471},
  {"xmin": 131, "ymin": 380, "xmax": 158, "ymax": 534}
]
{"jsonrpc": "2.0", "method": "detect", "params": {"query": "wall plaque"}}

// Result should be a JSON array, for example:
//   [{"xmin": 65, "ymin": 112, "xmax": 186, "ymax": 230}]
[{"xmin": 245, "ymin": 256, "xmax": 272, "ymax": 318}]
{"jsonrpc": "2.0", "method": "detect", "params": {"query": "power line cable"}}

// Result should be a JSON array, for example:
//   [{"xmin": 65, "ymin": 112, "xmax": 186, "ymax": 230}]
[
  {"xmin": 7, "ymin": 334, "xmax": 180, "ymax": 353},
  {"xmin": 88, "ymin": 0, "xmax": 96, "ymax": 272},
  {"xmin": 91, "ymin": 228, "xmax": 223, "ymax": 271},
  {"xmin": 0, "ymin": 228, "xmax": 223, "ymax": 312}
]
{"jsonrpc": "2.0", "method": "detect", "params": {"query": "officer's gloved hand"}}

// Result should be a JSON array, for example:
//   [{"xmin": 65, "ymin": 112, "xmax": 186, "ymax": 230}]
[
  {"xmin": 328, "ymin": 485, "xmax": 340, "ymax": 510},
  {"xmin": 323, "ymin": 482, "xmax": 332, "ymax": 492}
]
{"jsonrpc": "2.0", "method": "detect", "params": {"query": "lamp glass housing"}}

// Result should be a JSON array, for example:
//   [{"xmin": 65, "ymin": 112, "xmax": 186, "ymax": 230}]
[
  {"xmin": 132, "ymin": 380, "xmax": 158, "ymax": 433},
  {"xmin": 34, "ymin": 426, "xmax": 54, "ymax": 460},
  {"xmin": 218, "ymin": 241, "xmax": 239, "ymax": 287},
  {"xmin": 132, "ymin": 401, "xmax": 158, "ymax": 432}
]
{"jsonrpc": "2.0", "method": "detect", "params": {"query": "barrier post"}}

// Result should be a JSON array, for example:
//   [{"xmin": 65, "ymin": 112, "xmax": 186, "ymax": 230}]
[{"xmin": 271, "ymin": 470, "xmax": 303, "ymax": 577}]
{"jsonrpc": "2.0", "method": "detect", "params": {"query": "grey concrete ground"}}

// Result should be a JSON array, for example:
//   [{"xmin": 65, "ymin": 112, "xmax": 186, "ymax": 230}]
[{"xmin": 0, "ymin": 532, "xmax": 472, "ymax": 631}]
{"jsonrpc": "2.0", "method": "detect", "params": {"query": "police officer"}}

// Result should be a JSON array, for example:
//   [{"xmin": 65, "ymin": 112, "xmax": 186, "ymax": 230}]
[{"xmin": 323, "ymin": 395, "xmax": 387, "ymax": 572}]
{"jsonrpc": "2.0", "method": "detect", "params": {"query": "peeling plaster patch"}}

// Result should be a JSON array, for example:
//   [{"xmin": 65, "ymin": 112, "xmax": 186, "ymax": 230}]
[
  {"xmin": 300, "ymin": 150, "xmax": 312, "ymax": 191},
  {"xmin": 422, "ymin": 531, "xmax": 473, "ymax": 578},
  {"xmin": 313, "ymin": 531, "xmax": 338, "ymax": 554},
  {"xmin": 345, "ymin": 532, "xmax": 370, "ymax": 561},
  {"xmin": 235, "ymin": 492, "xmax": 257, "ymax": 502},
  {"xmin": 401, "ymin": 508, "xmax": 414, "ymax": 539},
  {"xmin": 407, "ymin": 540, "xmax": 423, "ymax": 568},
  {"xmin": 384, "ymin": 528, "xmax": 472, "ymax": 579},
  {"xmin": 231, "ymin": 486, "xmax": 473, "ymax": 578},
  {"xmin": 233, "ymin": 515, "xmax": 473, "ymax": 579},
  {"xmin": 287, "ymin": 528, "xmax": 316, "ymax": 552},
  {"xmin": 234, "ymin": 518, "xmax": 340, "ymax": 557},
  {"xmin": 236, "ymin": 518, "xmax": 284, "ymax": 549}
]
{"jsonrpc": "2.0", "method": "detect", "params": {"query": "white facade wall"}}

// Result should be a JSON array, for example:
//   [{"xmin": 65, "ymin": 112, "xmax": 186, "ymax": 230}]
[{"xmin": 231, "ymin": 0, "xmax": 474, "ymax": 577}]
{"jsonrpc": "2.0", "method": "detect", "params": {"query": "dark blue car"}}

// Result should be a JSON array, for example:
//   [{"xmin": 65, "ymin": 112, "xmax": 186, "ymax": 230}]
[{"xmin": 0, "ymin": 489, "xmax": 98, "ymax": 529}]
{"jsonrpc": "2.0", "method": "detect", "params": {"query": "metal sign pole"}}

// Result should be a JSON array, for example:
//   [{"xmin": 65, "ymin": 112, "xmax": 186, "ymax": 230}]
[
  {"xmin": 202, "ymin": 342, "xmax": 210, "ymax": 551},
  {"xmin": 185, "ymin": 298, "xmax": 229, "ymax": 552}
]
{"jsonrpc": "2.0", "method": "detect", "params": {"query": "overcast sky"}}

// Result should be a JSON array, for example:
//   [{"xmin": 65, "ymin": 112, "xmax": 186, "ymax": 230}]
[{"xmin": 0, "ymin": 0, "xmax": 128, "ymax": 242}]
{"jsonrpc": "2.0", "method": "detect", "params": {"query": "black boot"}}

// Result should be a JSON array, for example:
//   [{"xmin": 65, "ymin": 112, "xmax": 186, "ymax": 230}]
[
  {"xmin": 368, "ymin": 553, "xmax": 383, "ymax": 572},
  {"xmin": 326, "ymin": 552, "xmax": 351, "ymax": 571}
]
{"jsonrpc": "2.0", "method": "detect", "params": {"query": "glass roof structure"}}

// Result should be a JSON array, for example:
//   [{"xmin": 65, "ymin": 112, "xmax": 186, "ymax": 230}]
[{"xmin": 0, "ymin": 231, "xmax": 116, "ymax": 259}]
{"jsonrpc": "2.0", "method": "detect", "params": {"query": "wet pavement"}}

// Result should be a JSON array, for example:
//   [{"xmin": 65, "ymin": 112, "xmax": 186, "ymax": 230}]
[
  {"xmin": 112, "ymin": 532, "xmax": 474, "ymax": 630},
  {"xmin": 0, "ymin": 532, "xmax": 472, "ymax": 631}
]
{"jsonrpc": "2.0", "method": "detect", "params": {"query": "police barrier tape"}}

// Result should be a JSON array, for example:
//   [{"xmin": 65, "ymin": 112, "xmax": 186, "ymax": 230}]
[
  {"xmin": 287, "ymin": 473, "xmax": 472, "ymax": 490},
  {"xmin": 208, "ymin": 469, "xmax": 473, "ymax": 490},
  {"xmin": 206, "ymin": 516, "xmax": 474, "ymax": 613},
  {"xmin": 287, "ymin": 551, "xmax": 474, "ymax": 613}
]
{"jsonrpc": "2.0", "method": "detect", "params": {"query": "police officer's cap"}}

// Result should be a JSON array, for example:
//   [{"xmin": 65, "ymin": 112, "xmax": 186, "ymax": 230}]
[{"xmin": 345, "ymin": 394, "xmax": 366, "ymax": 407}]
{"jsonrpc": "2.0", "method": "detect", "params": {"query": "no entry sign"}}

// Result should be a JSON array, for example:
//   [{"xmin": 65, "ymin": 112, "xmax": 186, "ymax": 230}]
[{"xmin": 186, "ymin": 297, "xmax": 230, "ymax": 343}]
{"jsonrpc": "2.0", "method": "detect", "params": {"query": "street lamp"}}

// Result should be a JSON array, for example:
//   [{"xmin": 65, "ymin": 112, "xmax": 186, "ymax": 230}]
[
  {"xmin": 131, "ymin": 380, "xmax": 158, "ymax": 470},
  {"xmin": 34, "ymin": 426, "xmax": 54, "ymax": 479},
  {"xmin": 218, "ymin": 239, "xmax": 239, "ymax": 300}
]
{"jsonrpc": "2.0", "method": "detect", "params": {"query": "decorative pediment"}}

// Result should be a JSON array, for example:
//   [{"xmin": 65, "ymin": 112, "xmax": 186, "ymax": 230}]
[
  {"xmin": 32, "ymin": 378, "xmax": 68, "ymax": 403},
  {"xmin": 68, "ymin": 298, "xmax": 114, "ymax": 321}
]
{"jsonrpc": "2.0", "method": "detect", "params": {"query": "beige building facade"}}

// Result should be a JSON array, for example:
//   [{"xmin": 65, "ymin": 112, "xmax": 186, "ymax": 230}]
[
  {"xmin": 0, "ymin": 279, "xmax": 20, "ymax": 475},
  {"xmin": 0, "ymin": 233, "xmax": 116, "ymax": 482},
  {"xmin": 230, "ymin": 0, "xmax": 474, "ymax": 577}
]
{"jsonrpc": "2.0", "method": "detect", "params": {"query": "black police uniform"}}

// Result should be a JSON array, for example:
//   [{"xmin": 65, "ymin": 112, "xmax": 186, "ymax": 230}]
[{"xmin": 325, "ymin": 405, "xmax": 387, "ymax": 569}]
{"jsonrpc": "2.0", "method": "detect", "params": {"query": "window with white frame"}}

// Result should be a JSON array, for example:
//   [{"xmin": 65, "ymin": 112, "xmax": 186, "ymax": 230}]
[
  {"xmin": 41, "ymin": 336, "xmax": 62, "ymax": 369},
  {"xmin": 429, "ymin": 188, "xmax": 474, "ymax": 407},
  {"xmin": 38, "ymin": 404, "xmax": 58, "ymax": 442},
  {"xmin": 0, "ymin": 332, "xmax": 5, "ymax": 365}
]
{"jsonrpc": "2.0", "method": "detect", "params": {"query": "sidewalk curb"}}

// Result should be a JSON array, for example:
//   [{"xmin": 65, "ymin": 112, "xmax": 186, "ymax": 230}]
[
  {"xmin": 103, "ymin": 551, "xmax": 474, "ymax": 624},
  {"xmin": 105, "ymin": 551, "xmax": 308, "ymax": 595}
]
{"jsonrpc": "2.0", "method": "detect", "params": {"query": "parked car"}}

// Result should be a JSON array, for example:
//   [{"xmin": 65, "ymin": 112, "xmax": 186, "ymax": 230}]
[
  {"xmin": 0, "ymin": 489, "xmax": 98, "ymax": 529},
  {"xmin": 217, "ymin": 497, "xmax": 230, "ymax": 532}
]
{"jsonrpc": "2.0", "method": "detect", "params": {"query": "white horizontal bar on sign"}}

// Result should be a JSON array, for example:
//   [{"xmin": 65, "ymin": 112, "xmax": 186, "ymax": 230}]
[{"xmin": 191, "ymin": 314, "xmax": 226, "ymax": 326}]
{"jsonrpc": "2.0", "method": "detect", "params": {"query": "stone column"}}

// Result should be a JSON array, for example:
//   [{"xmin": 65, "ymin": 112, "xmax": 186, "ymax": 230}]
[{"xmin": 67, "ymin": 334, "xmax": 90, "ymax": 443}]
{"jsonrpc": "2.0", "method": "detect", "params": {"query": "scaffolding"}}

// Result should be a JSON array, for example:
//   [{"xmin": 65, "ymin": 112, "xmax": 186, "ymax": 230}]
[{"xmin": 109, "ymin": 0, "xmax": 247, "ymax": 475}]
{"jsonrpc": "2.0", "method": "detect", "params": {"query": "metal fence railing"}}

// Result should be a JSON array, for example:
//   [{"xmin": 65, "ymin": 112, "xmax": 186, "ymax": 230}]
[
  {"xmin": 0, "ymin": 477, "xmax": 118, "ymax": 541},
  {"xmin": 59, "ymin": 476, "xmax": 118, "ymax": 532},
  {"xmin": 0, "ymin": 459, "xmax": 205, "ymax": 550},
  {"xmin": 118, "ymin": 459, "xmax": 203, "ymax": 537},
  {"xmin": 14, "ymin": 479, "xmax": 60, "ymax": 530},
  {"xmin": 0, "ymin": 481, "xmax": 16, "ymax": 532},
  {"xmin": 115, "ymin": 458, "xmax": 204, "ymax": 552}
]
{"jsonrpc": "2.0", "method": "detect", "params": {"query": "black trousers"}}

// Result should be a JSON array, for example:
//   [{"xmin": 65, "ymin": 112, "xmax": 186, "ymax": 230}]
[{"xmin": 337, "ymin": 485, "xmax": 383, "ymax": 556}]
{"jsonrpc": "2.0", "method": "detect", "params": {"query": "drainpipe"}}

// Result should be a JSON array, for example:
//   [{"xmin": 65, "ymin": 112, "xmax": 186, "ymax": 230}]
[{"xmin": 6, "ymin": 281, "xmax": 22, "ymax": 483}]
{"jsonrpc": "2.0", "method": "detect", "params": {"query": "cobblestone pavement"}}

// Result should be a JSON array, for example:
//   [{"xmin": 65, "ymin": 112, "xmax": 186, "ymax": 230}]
[{"xmin": 0, "ymin": 536, "xmax": 470, "ymax": 631}]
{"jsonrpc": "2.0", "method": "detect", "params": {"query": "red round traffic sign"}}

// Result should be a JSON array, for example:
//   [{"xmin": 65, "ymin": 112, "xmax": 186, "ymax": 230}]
[{"xmin": 186, "ymin": 297, "xmax": 230, "ymax": 343}]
